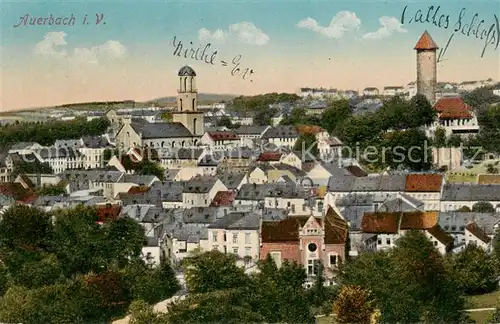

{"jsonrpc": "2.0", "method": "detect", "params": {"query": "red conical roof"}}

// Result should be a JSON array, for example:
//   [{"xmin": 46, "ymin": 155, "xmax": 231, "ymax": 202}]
[{"xmin": 414, "ymin": 30, "xmax": 439, "ymax": 50}]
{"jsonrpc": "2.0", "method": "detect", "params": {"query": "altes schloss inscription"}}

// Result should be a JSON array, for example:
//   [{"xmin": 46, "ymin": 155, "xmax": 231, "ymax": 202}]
[
  {"xmin": 13, "ymin": 13, "xmax": 106, "ymax": 27},
  {"xmin": 401, "ymin": 5, "xmax": 499, "ymax": 59}
]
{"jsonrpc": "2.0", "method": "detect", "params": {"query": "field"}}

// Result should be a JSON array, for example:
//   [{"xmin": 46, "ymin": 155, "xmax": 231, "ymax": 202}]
[{"xmin": 447, "ymin": 158, "xmax": 500, "ymax": 184}]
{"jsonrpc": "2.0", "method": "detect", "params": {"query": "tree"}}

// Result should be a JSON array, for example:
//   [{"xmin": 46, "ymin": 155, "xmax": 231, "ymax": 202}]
[
  {"xmin": 408, "ymin": 94, "xmax": 436, "ymax": 127},
  {"xmin": 338, "ymin": 231, "xmax": 467, "ymax": 323},
  {"xmin": 451, "ymin": 244, "xmax": 498, "ymax": 294},
  {"xmin": 456, "ymin": 205, "xmax": 472, "ymax": 212},
  {"xmin": 0, "ymin": 205, "xmax": 53, "ymax": 252},
  {"xmin": 492, "ymin": 228, "xmax": 500, "ymax": 273},
  {"xmin": 447, "ymin": 134, "xmax": 463, "ymax": 147},
  {"xmin": 136, "ymin": 160, "xmax": 164, "ymax": 180},
  {"xmin": 433, "ymin": 127, "xmax": 447, "ymax": 148},
  {"xmin": 463, "ymin": 87, "xmax": 500, "ymax": 111},
  {"xmin": 216, "ymin": 116, "xmax": 233, "ymax": 128},
  {"xmin": 128, "ymin": 300, "xmax": 163, "ymax": 324},
  {"xmin": 103, "ymin": 148, "xmax": 120, "ymax": 164},
  {"xmin": 333, "ymin": 285, "xmax": 375, "ymax": 324},
  {"xmin": 472, "ymin": 201, "xmax": 495, "ymax": 213},
  {"xmin": 293, "ymin": 133, "xmax": 318, "ymax": 157},
  {"xmin": 37, "ymin": 184, "xmax": 67, "ymax": 196},
  {"xmin": 181, "ymin": 250, "xmax": 249, "ymax": 294},
  {"xmin": 321, "ymin": 100, "xmax": 351, "ymax": 134}
]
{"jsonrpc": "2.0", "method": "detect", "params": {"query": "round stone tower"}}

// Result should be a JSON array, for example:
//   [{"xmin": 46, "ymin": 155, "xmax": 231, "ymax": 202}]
[{"xmin": 414, "ymin": 30, "xmax": 439, "ymax": 104}]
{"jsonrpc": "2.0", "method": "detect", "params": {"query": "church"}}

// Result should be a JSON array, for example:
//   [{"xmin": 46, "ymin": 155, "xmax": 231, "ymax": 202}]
[{"xmin": 115, "ymin": 66, "xmax": 205, "ymax": 150}]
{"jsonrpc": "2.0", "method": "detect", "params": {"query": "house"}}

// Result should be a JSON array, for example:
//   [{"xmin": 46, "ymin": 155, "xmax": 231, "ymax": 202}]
[
  {"xmin": 234, "ymin": 126, "xmax": 270, "ymax": 148},
  {"xmin": 260, "ymin": 207, "xmax": 348, "ymax": 286},
  {"xmin": 235, "ymin": 183, "xmax": 282, "ymax": 207},
  {"xmin": 0, "ymin": 154, "xmax": 11, "ymax": 183},
  {"xmin": 439, "ymin": 212, "xmax": 500, "ymax": 247},
  {"xmin": 305, "ymin": 101, "xmax": 328, "ymax": 115},
  {"xmin": 280, "ymin": 151, "xmax": 316, "ymax": 170},
  {"xmin": 206, "ymin": 211, "xmax": 261, "ymax": 260},
  {"xmin": 382, "ymin": 86, "xmax": 404, "ymax": 96},
  {"xmin": 263, "ymin": 183, "xmax": 320, "ymax": 216},
  {"xmin": 427, "ymin": 97, "xmax": 480, "ymax": 137},
  {"xmin": 361, "ymin": 211, "xmax": 453, "ymax": 254},
  {"xmin": 440, "ymin": 184, "xmax": 500, "ymax": 211},
  {"xmin": 257, "ymin": 152, "xmax": 283, "ymax": 165},
  {"xmin": 163, "ymin": 223, "xmax": 209, "ymax": 266},
  {"xmin": 465, "ymin": 221, "xmax": 495, "ymax": 252},
  {"xmin": 309, "ymin": 163, "xmax": 367, "ymax": 188},
  {"xmin": 200, "ymin": 131, "xmax": 240, "ymax": 149},
  {"xmin": 158, "ymin": 148, "xmax": 206, "ymax": 169},
  {"xmin": 217, "ymin": 148, "xmax": 254, "ymax": 173},
  {"xmin": 317, "ymin": 134, "xmax": 343, "ymax": 162},
  {"xmin": 182, "ymin": 176, "xmax": 228, "ymax": 208},
  {"xmin": 404, "ymin": 173, "xmax": 443, "ymax": 211},
  {"xmin": 35, "ymin": 147, "xmax": 84, "ymax": 174},
  {"xmin": 261, "ymin": 125, "xmax": 299, "ymax": 149},
  {"xmin": 79, "ymin": 135, "xmax": 115, "ymax": 169},
  {"xmin": 14, "ymin": 173, "xmax": 62, "ymax": 189},
  {"xmin": 363, "ymin": 87, "xmax": 379, "ymax": 96}
]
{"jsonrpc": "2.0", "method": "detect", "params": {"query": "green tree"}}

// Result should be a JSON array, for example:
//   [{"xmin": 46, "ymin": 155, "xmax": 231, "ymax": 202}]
[
  {"xmin": 123, "ymin": 261, "xmax": 180, "ymax": 304},
  {"xmin": 293, "ymin": 133, "xmax": 318, "ymax": 157},
  {"xmin": 128, "ymin": 300, "xmax": 163, "ymax": 324},
  {"xmin": 37, "ymin": 184, "xmax": 67, "ymax": 196},
  {"xmin": 456, "ymin": 205, "xmax": 472, "ymax": 212},
  {"xmin": 0, "ymin": 205, "xmax": 53, "ymax": 252},
  {"xmin": 451, "ymin": 244, "xmax": 498, "ymax": 294},
  {"xmin": 433, "ymin": 127, "xmax": 447, "ymax": 148},
  {"xmin": 333, "ymin": 285, "xmax": 375, "ymax": 324},
  {"xmin": 463, "ymin": 87, "xmax": 500, "ymax": 110},
  {"xmin": 216, "ymin": 116, "xmax": 234, "ymax": 128},
  {"xmin": 135, "ymin": 160, "xmax": 164, "ymax": 180},
  {"xmin": 182, "ymin": 250, "xmax": 249, "ymax": 294},
  {"xmin": 338, "ymin": 231, "xmax": 467, "ymax": 323},
  {"xmin": 472, "ymin": 201, "xmax": 495, "ymax": 213},
  {"xmin": 321, "ymin": 100, "xmax": 351, "ymax": 134},
  {"xmin": 408, "ymin": 94, "xmax": 436, "ymax": 127},
  {"xmin": 103, "ymin": 148, "xmax": 120, "ymax": 164},
  {"xmin": 492, "ymin": 228, "xmax": 500, "ymax": 271}
]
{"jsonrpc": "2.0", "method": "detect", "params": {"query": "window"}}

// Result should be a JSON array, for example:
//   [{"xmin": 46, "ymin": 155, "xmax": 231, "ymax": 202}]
[
  {"xmin": 307, "ymin": 260, "xmax": 318, "ymax": 276},
  {"xmin": 212, "ymin": 232, "xmax": 217, "ymax": 242},
  {"xmin": 232, "ymin": 233, "xmax": 238, "ymax": 244},
  {"xmin": 245, "ymin": 233, "xmax": 251, "ymax": 245},
  {"xmin": 329, "ymin": 254, "xmax": 338, "ymax": 267},
  {"xmin": 233, "ymin": 247, "xmax": 239, "ymax": 255},
  {"xmin": 245, "ymin": 247, "xmax": 251, "ymax": 256},
  {"xmin": 270, "ymin": 251, "xmax": 282, "ymax": 268},
  {"xmin": 377, "ymin": 239, "xmax": 382, "ymax": 245},
  {"xmin": 308, "ymin": 243, "xmax": 317, "ymax": 252},
  {"xmin": 434, "ymin": 241, "xmax": 438, "ymax": 246},
  {"xmin": 386, "ymin": 238, "xmax": 391, "ymax": 245}
]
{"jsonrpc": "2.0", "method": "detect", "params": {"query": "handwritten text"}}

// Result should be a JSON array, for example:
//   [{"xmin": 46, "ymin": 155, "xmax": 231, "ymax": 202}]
[
  {"xmin": 401, "ymin": 5, "xmax": 499, "ymax": 61},
  {"xmin": 13, "ymin": 13, "xmax": 106, "ymax": 27}
]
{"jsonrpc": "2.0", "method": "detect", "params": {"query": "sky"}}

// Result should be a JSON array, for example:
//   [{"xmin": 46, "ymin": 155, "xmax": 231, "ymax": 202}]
[{"xmin": 1, "ymin": 0, "xmax": 499, "ymax": 111}]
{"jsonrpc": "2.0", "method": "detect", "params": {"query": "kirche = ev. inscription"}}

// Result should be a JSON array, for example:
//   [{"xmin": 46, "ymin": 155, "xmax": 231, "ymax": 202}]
[{"xmin": 172, "ymin": 35, "xmax": 255, "ymax": 82}]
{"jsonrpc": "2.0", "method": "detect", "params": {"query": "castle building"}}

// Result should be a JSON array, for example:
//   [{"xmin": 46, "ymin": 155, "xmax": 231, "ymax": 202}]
[
  {"xmin": 115, "ymin": 66, "xmax": 204, "ymax": 150},
  {"xmin": 415, "ymin": 30, "xmax": 438, "ymax": 104}
]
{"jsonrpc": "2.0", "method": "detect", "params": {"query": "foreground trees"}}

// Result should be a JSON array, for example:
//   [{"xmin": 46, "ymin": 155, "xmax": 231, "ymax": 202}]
[
  {"xmin": 0, "ymin": 204, "xmax": 179, "ymax": 323},
  {"xmin": 337, "ymin": 231, "xmax": 468, "ymax": 323}
]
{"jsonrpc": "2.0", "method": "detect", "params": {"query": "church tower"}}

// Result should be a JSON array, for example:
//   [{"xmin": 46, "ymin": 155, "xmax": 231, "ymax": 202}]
[
  {"xmin": 415, "ymin": 30, "xmax": 439, "ymax": 104},
  {"xmin": 172, "ymin": 65, "xmax": 204, "ymax": 136}
]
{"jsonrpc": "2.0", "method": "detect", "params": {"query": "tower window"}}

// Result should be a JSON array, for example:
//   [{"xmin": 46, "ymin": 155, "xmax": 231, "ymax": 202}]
[
  {"xmin": 192, "ymin": 98, "xmax": 196, "ymax": 111},
  {"xmin": 180, "ymin": 99, "xmax": 183, "ymax": 111}
]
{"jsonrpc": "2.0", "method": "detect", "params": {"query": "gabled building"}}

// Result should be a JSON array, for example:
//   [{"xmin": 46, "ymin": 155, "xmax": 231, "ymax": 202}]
[{"xmin": 260, "ymin": 207, "xmax": 348, "ymax": 286}]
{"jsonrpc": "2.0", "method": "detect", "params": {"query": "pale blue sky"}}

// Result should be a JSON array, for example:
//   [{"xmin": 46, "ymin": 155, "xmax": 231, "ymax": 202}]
[{"xmin": 1, "ymin": 0, "xmax": 499, "ymax": 110}]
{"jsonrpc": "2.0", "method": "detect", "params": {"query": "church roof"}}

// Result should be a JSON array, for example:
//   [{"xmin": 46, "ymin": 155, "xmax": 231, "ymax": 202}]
[
  {"xmin": 178, "ymin": 66, "xmax": 196, "ymax": 77},
  {"xmin": 414, "ymin": 30, "xmax": 439, "ymax": 50},
  {"xmin": 131, "ymin": 122, "xmax": 194, "ymax": 139}
]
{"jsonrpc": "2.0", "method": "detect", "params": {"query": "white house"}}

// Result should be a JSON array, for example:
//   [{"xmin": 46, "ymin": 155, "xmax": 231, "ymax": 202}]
[
  {"xmin": 440, "ymin": 183, "xmax": 500, "ymax": 212},
  {"xmin": 206, "ymin": 211, "xmax": 261, "ymax": 260},
  {"xmin": 200, "ymin": 131, "xmax": 240, "ymax": 150},
  {"xmin": 362, "ymin": 87, "xmax": 379, "ymax": 96},
  {"xmin": 427, "ymin": 97, "xmax": 480, "ymax": 138},
  {"xmin": 182, "ymin": 176, "xmax": 228, "ymax": 208},
  {"xmin": 382, "ymin": 86, "xmax": 404, "ymax": 96},
  {"xmin": 261, "ymin": 125, "xmax": 299, "ymax": 149}
]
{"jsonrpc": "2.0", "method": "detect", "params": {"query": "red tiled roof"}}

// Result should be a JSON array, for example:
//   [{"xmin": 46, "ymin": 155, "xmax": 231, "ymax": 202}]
[
  {"xmin": 257, "ymin": 152, "xmax": 283, "ymax": 162},
  {"xmin": 127, "ymin": 185, "xmax": 149, "ymax": 194},
  {"xmin": 96, "ymin": 204, "xmax": 122, "ymax": 222},
  {"xmin": 414, "ymin": 30, "xmax": 439, "ymax": 50},
  {"xmin": 324, "ymin": 207, "xmax": 348, "ymax": 244},
  {"xmin": 466, "ymin": 222, "xmax": 492, "ymax": 243},
  {"xmin": 361, "ymin": 211, "xmax": 438, "ymax": 233},
  {"xmin": 405, "ymin": 173, "xmax": 443, "ymax": 192},
  {"xmin": 433, "ymin": 97, "xmax": 473, "ymax": 119},
  {"xmin": 208, "ymin": 131, "xmax": 239, "ymax": 141},
  {"xmin": 0, "ymin": 182, "xmax": 36, "ymax": 202},
  {"xmin": 210, "ymin": 191, "xmax": 235, "ymax": 207},
  {"xmin": 261, "ymin": 216, "xmax": 312, "ymax": 242}
]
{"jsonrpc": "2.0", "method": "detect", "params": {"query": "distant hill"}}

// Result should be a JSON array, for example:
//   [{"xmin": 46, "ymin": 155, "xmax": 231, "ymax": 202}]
[{"xmin": 148, "ymin": 93, "xmax": 238, "ymax": 105}]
